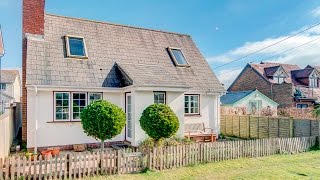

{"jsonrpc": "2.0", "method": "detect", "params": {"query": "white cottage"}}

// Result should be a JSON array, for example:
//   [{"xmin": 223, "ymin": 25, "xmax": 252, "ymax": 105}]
[{"xmin": 22, "ymin": 0, "xmax": 225, "ymax": 150}]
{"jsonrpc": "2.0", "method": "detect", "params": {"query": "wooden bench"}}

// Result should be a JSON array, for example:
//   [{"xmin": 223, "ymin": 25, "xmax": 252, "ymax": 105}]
[{"xmin": 184, "ymin": 123, "xmax": 216, "ymax": 142}]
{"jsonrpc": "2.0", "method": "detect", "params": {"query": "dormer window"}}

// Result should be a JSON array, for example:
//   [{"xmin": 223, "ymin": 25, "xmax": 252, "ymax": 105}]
[
  {"xmin": 309, "ymin": 72, "xmax": 319, "ymax": 88},
  {"xmin": 168, "ymin": 47, "xmax": 189, "ymax": 66},
  {"xmin": 273, "ymin": 68, "xmax": 286, "ymax": 84},
  {"xmin": 65, "ymin": 35, "xmax": 88, "ymax": 58}
]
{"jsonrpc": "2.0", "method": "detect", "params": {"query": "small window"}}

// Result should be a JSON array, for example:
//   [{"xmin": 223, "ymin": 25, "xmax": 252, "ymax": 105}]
[
  {"xmin": 168, "ymin": 47, "xmax": 189, "ymax": 66},
  {"xmin": 297, "ymin": 104, "xmax": 308, "ymax": 109},
  {"xmin": 0, "ymin": 83, "xmax": 6, "ymax": 90},
  {"xmin": 309, "ymin": 78, "xmax": 318, "ymax": 88},
  {"xmin": 72, "ymin": 92, "xmax": 87, "ymax": 120},
  {"xmin": 154, "ymin": 92, "xmax": 166, "ymax": 104},
  {"xmin": 55, "ymin": 92, "xmax": 70, "ymax": 121},
  {"xmin": 274, "ymin": 76, "xmax": 285, "ymax": 84},
  {"xmin": 65, "ymin": 36, "xmax": 88, "ymax": 58},
  {"xmin": 185, "ymin": 95, "xmax": 199, "ymax": 115},
  {"xmin": 88, "ymin": 92, "xmax": 103, "ymax": 103}
]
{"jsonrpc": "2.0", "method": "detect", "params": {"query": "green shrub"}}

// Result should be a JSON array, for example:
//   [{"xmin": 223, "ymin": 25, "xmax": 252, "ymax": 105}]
[
  {"xmin": 139, "ymin": 136, "xmax": 193, "ymax": 150},
  {"xmin": 140, "ymin": 104, "xmax": 179, "ymax": 142},
  {"xmin": 80, "ymin": 100, "xmax": 126, "ymax": 150}
]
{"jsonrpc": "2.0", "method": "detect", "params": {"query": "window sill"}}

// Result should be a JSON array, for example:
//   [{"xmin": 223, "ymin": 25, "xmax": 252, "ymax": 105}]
[
  {"xmin": 65, "ymin": 56, "xmax": 88, "ymax": 60},
  {"xmin": 184, "ymin": 114, "xmax": 201, "ymax": 117},
  {"xmin": 47, "ymin": 121, "xmax": 81, "ymax": 123}
]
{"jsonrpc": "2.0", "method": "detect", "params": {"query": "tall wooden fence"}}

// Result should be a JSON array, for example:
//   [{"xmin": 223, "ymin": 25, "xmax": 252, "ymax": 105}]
[
  {"xmin": 0, "ymin": 136, "xmax": 318, "ymax": 179},
  {"xmin": 0, "ymin": 109, "xmax": 15, "ymax": 159},
  {"xmin": 220, "ymin": 115, "xmax": 320, "ymax": 139}
]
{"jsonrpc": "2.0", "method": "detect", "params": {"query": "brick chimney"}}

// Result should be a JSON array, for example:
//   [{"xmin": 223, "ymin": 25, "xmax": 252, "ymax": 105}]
[
  {"xmin": 22, "ymin": 0, "xmax": 45, "ymax": 142},
  {"xmin": 23, "ymin": 0, "xmax": 45, "ymax": 35}
]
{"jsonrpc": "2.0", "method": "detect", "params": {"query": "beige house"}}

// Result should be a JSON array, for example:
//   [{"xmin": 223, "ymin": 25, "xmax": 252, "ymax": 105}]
[{"xmin": 0, "ymin": 70, "xmax": 21, "ymax": 113}]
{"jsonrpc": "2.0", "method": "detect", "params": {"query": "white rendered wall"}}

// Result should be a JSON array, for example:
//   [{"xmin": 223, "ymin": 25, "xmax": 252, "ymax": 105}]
[
  {"xmin": 132, "ymin": 91, "xmax": 185, "ymax": 146},
  {"xmin": 184, "ymin": 94, "xmax": 220, "ymax": 134},
  {"xmin": 27, "ymin": 90, "xmax": 125, "ymax": 148}
]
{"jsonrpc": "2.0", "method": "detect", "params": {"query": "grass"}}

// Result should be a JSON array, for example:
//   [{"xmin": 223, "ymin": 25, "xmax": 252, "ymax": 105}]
[{"xmin": 88, "ymin": 151, "xmax": 320, "ymax": 180}]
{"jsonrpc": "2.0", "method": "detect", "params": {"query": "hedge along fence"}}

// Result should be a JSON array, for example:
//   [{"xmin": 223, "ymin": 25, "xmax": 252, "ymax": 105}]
[
  {"xmin": 220, "ymin": 115, "xmax": 320, "ymax": 139},
  {"xmin": 0, "ymin": 137, "xmax": 318, "ymax": 179}
]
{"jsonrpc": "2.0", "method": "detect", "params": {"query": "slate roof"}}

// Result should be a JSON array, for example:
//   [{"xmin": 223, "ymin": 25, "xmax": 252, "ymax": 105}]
[
  {"xmin": 0, "ymin": 70, "xmax": 19, "ymax": 83},
  {"xmin": 291, "ymin": 68, "xmax": 315, "ymax": 79},
  {"xmin": 264, "ymin": 66, "xmax": 280, "ymax": 77},
  {"xmin": 25, "ymin": 14, "xmax": 225, "ymax": 93},
  {"xmin": 221, "ymin": 90, "xmax": 254, "ymax": 105}
]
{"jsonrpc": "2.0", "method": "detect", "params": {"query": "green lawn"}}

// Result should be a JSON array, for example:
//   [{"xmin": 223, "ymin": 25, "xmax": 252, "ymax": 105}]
[{"xmin": 90, "ymin": 151, "xmax": 320, "ymax": 180}]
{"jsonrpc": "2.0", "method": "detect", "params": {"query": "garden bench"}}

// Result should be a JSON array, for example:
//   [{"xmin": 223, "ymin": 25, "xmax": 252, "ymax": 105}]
[{"xmin": 184, "ymin": 123, "xmax": 216, "ymax": 142}]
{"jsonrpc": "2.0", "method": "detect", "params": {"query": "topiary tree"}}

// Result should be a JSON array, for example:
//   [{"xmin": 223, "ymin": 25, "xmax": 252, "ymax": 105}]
[
  {"xmin": 140, "ymin": 104, "xmax": 179, "ymax": 144},
  {"xmin": 80, "ymin": 100, "xmax": 126, "ymax": 151}
]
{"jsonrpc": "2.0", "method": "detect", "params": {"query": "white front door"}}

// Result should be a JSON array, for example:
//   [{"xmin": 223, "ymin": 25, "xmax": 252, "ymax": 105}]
[{"xmin": 126, "ymin": 93, "xmax": 132, "ymax": 141}]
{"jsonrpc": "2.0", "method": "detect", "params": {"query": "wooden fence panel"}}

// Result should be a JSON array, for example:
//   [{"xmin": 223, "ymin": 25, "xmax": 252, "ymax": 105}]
[
  {"xmin": 258, "ymin": 117, "xmax": 269, "ymax": 138},
  {"xmin": 225, "ymin": 115, "xmax": 233, "ymax": 136},
  {"xmin": 268, "ymin": 117, "xmax": 279, "ymax": 138},
  {"xmin": 311, "ymin": 120, "xmax": 320, "ymax": 136},
  {"xmin": 239, "ymin": 116, "xmax": 249, "ymax": 138},
  {"xmin": 249, "ymin": 116, "xmax": 259, "ymax": 138},
  {"xmin": 232, "ymin": 116, "xmax": 240, "ymax": 137},
  {"xmin": 294, "ymin": 120, "xmax": 311, "ymax": 137}
]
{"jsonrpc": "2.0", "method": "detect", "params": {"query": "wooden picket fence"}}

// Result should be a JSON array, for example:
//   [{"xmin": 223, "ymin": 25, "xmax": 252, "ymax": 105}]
[{"xmin": 0, "ymin": 136, "xmax": 318, "ymax": 179}]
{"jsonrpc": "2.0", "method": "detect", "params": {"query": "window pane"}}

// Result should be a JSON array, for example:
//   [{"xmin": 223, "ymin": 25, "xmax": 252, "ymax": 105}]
[
  {"xmin": 63, "ymin": 93, "xmax": 69, "ymax": 99},
  {"xmin": 72, "ymin": 93, "xmax": 86, "ymax": 120},
  {"xmin": 171, "ymin": 49, "xmax": 188, "ymax": 65},
  {"xmin": 69, "ymin": 37, "xmax": 86, "ymax": 56},
  {"xmin": 56, "ymin": 100, "xmax": 62, "ymax": 106},
  {"xmin": 55, "ymin": 93, "xmax": 70, "ymax": 120},
  {"xmin": 56, "ymin": 113, "xmax": 62, "ymax": 120},
  {"xmin": 154, "ymin": 92, "xmax": 165, "ymax": 104},
  {"xmin": 62, "ymin": 100, "xmax": 69, "ymax": 106},
  {"xmin": 56, "ymin": 93, "xmax": 62, "ymax": 99},
  {"xmin": 89, "ymin": 93, "xmax": 102, "ymax": 103}
]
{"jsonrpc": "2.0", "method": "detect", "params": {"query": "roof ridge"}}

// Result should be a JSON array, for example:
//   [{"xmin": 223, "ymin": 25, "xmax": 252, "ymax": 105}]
[{"xmin": 45, "ymin": 13, "xmax": 191, "ymax": 37}]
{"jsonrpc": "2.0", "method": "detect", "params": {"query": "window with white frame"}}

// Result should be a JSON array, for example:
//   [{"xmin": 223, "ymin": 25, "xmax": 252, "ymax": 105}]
[
  {"xmin": 72, "ymin": 93, "xmax": 87, "ymax": 120},
  {"xmin": 184, "ymin": 95, "xmax": 199, "ymax": 115},
  {"xmin": 55, "ymin": 92, "xmax": 70, "ymax": 121},
  {"xmin": 0, "ymin": 83, "xmax": 6, "ymax": 90},
  {"xmin": 65, "ymin": 35, "xmax": 88, "ymax": 58},
  {"xmin": 154, "ymin": 92, "xmax": 166, "ymax": 104},
  {"xmin": 168, "ymin": 47, "xmax": 189, "ymax": 66},
  {"xmin": 309, "ymin": 72, "xmax": 319, "ymax": 88},
  {"xmin": 88, "ymin": 92, "xmax": 103, "ymax": 104},
  {"xmin": 297, "ymin": 103, "xmax": 308, "ymax": 109},
  {"xmin": 273, "ymin": 69, "xmax": 286, "ymax": 84},
  {"xmin": 54, "ymin": 92, "xmax": 89, "ymax": 121}
]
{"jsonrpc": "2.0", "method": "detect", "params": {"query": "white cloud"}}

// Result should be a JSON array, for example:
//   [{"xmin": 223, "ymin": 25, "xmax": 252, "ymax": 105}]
[
  {"xmin": 209, "ymin": 23, "xmax": 320, "ymax": 89},
  {"xmin": 311, "ymin": 6, "xmax": 320, "ymax": 18},
  {"xmin": 216, "ymin": 68, "xmax": 242, "ymax": 89}
]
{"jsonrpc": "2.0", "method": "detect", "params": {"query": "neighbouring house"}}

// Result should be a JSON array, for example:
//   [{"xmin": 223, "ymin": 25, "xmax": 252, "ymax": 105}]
[
  {"xmin": 0, "ymin": 70, "xmax": 21, "ymax": 113},
  {"xmin": 22, "ymin": 0, "xmax": 225, "ymax": 150},
  {"xmin": 221, "ymin": 90, "xmax": 278, "ymax": 116},
  {"xmin": 228, "ymin": 62, "xmax": 320, "ymax": 110}
]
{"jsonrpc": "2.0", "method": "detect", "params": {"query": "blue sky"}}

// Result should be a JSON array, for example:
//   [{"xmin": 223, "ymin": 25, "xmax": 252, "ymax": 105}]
[{"xmin": 1, "ymin": 0, "xmax": 320, "ymax": 87}]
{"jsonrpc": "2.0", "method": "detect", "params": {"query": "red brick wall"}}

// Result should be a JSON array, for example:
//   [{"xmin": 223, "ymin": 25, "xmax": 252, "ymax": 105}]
[
  {"xmin": 229, "ymin": 66, "xmax": 295, "ymax": 107},
  {"xmin": 22, "ymin": 0, "xmax": 45, "ymax": 141},
  {"xmin": 228, "ymin": 66, "xmax": 272, "ymax": 97},
  {"xmin": 272, "ymin": 83, "xmax": 295, "ymax": 107}
]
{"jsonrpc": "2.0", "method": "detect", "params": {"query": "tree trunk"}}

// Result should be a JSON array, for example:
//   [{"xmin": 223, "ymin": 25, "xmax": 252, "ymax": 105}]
[{"xmin": 101, "ymin": 140, "xmax": 104, "ymax": 151}]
